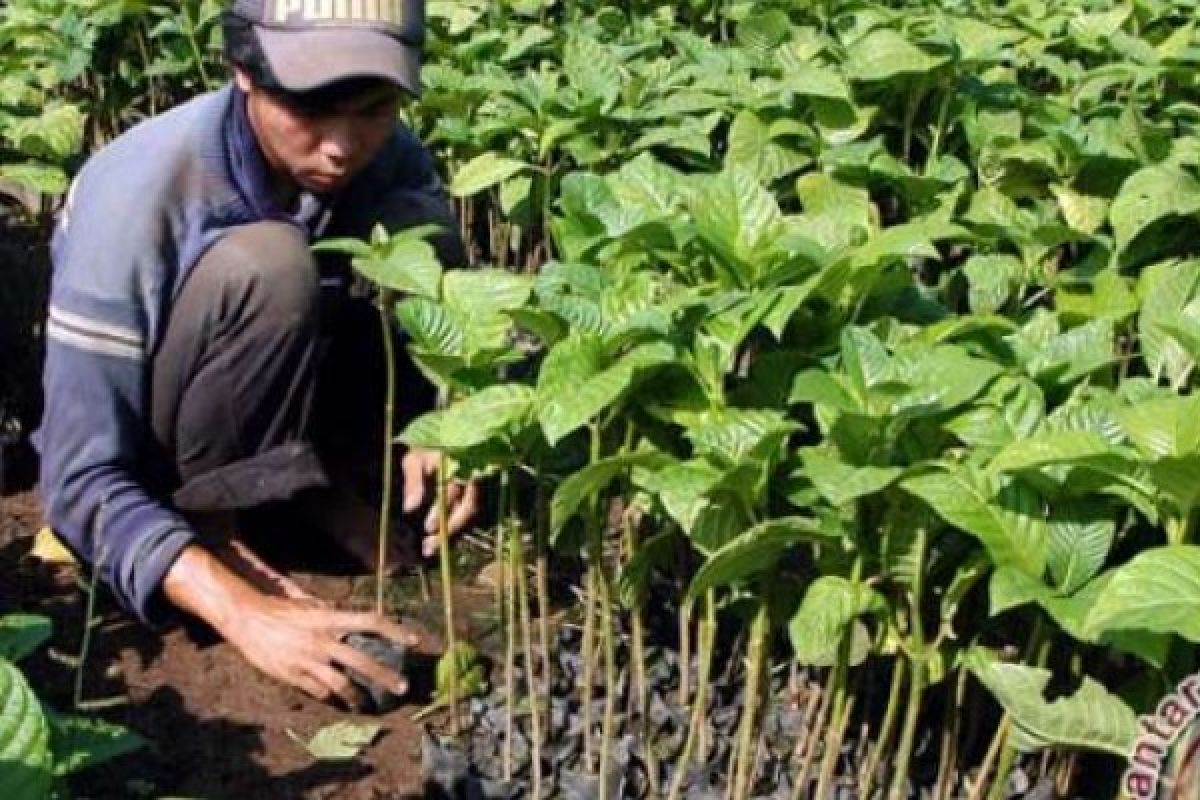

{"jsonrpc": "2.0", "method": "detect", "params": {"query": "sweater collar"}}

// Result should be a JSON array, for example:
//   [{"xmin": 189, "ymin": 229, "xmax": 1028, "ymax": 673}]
[{"xmin": 224, "ymin": 87, "xmax": 330, "ymax": 234}]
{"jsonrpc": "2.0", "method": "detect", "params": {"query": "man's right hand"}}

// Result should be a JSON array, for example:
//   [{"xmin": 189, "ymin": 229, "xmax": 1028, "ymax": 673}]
[{"xmin": 162, "ymin": 544, "xmax": 417, "ymax": 708}]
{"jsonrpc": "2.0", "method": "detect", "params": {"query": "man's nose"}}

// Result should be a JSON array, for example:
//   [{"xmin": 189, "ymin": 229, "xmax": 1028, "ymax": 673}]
[{"xmin": 319, "ymin": 122, "xmax": 356, "ymax": 165}]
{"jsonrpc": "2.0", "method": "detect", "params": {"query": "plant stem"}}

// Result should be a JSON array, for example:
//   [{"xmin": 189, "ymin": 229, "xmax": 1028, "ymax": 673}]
[
  {"xmin": 731, "ymin": 600, "xmax": 770, "ymax": 800},
  {"xmin": 933, "ymin": 665, "xmax": 969, "ymax": 800},
  {"xmin": 534, "ymin": 476, "xmax": 554, "ymax": 724},
  {"xmin": 624, "ymin": 505, "xmax": 658, "ymax": 793},
  {"xmin": 74, "ymin": 557, "xmax": 102, "ymax": 710},
  {"xmin": 496, "ymin": 471, "xmax": 510, "ymax": 646},
  {"xmin": 535, "ymin": 482, "xmax": 552, "ymax": 714},
  {"xmin": 667, "ymin": 593, "xmax": 715, "ymax": 800},
  {"xmin": 504, "ymin": 516, "xmax": 517, "ymax": 780},
  {"xmin": 814, "ymin": 633, "xmax": 852, "ymax": 799},
  {"xmin": 514, "ymin": 515, "xmax": 544, "ymax": 797},
  {"xmin": 791, "ymin": 663, "xmax": 835, "ymax": 799},
  {"xmin": 581, "ymin": 557, "xmax": 598, "ymax": 768},
  {"xmin": 925, "ymin": 86, "xmax": 954, "ymax": 174},
  {"xmin": 599, "ymin": 567, "xmax": 617, "ymax": 800},
  {"xmin": 375, "ymin": 290, "xmax": 396, "ymax": 616},
  {"xmin": 986, "ymin": 738, "xmax": 1018, "ymax": 800},
  {"xmin": 968, "ymin": 716, "xmax": 1011, "ymax": 800},
  {"xmin": 986, "ymin": 617, "xmax": 1051, "ymax": 800},
  {"xmin": 888, "ymin": 524, "xmax": 929, "ymax": 800},
  {"xmin": 437, "ymin": 450, "xmax": 460, "ymax": 735},
  {"xmin": 860, "ymin": 656, "xmax": 907, "ymax": 797},
  {"xmin": 679, "ymin": 599, "xmax": 693, "ymax": 707}
]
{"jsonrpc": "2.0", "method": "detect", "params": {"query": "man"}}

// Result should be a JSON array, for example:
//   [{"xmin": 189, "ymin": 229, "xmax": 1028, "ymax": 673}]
[{"xmin": 36, "ymin": 0, "xmax": 476, "ymax": 708}]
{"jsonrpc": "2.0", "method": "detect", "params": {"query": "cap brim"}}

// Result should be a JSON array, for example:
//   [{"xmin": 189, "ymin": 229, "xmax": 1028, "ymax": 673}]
[{"xmin": 255, "ymin": 27, "xmax": 421, "ymax": 96}]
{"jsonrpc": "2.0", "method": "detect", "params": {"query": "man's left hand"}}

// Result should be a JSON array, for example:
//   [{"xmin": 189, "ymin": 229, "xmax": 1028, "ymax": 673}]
[{"xmin": 401, "ymin": 447, "xmax": 479, "ymax": 557}]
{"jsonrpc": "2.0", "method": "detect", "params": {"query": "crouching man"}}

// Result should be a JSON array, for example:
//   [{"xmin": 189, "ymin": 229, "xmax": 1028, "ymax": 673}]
[{"xmin": 36, "ymin": 0, "xmax": 476, "ymax": 708}]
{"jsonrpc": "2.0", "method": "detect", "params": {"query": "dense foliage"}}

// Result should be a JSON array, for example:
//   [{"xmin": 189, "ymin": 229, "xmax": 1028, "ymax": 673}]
[{"xmin": 393, "ymin": 0, "xmax": 1200, "ymax": 797}]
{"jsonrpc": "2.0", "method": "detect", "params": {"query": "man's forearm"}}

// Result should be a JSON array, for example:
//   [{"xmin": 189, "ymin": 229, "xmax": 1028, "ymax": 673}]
[{"xmin": 161, "ymin": 544, "xmax": 260, "ymax": 638}]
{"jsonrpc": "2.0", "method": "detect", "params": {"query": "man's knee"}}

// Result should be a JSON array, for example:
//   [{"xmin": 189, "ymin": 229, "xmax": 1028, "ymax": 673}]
[{"xmin": 193, "ymin": 221, "xmax": 318, "ymax": 324}]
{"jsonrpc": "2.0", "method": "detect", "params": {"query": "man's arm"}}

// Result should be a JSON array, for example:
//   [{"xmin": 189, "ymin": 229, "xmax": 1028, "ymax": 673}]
[{"xmin": 162, "ymin": 544, "xmax": 415, "ymax": 706}]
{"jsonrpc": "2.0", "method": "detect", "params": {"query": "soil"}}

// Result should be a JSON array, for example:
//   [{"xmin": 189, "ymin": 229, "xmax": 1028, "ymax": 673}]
[{"xmin": 0, "ymin": 490, "xmax": 494, "ymax": 800}]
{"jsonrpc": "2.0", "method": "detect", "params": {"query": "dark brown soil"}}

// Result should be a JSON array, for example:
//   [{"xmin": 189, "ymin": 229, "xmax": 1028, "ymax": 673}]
[{"xmin": 0, "ymin": 490, "xmax": 494, "ymax": 799}]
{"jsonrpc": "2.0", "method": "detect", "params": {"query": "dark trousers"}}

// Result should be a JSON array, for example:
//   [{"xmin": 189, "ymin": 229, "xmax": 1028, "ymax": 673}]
[{"xmin": 149, "ymin": 203, "xmax": 456, "ymax": 515}]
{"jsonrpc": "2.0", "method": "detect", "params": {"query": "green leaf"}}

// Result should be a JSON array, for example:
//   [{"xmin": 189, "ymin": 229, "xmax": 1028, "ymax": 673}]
[
  {"xmin": 965, "ymin": 647, "xmax": 1137, "ymax": 757},
  {"xmin": 635, "ymin": 460, "xmax": 725, "ymax": 534},
  {"xmin": 987, "ymin": 431, "xmax": 1122, "ymax": 474},
  {"xmin": 402, "ymin": 384, "xmax": 535, "ymax": 451},
  {"xmin": 1117, "ymin": 393, "xmax": 1200, "ymax": 459},
  {"xmin": 550, "ymin": 451, "xmax": 673, "ymax": 537},
  {"xmin": 450, "ymin": 153, "xmax": 530, "ymax": 197},
  {"xmin": 691, "ymin": 167, "xmax": 784, "ymax": 286},
  {"xmin": 537, "ymin": 338, "xmax": 675, "ymax": 444},
  {"xmin": 0, "ymin": 660, "xmax": 52, "ymax": 800},
  {"xmin": 1047, "ymin": 502, "xmax": 1115, "ymax": 595},
  {"xmin": 789, "ymin": 369, "xmax": 861, "ymax": 413},
  {"xmin": 48, "ymin": 712, "xmax": 144, "ymax": 776},
  {"xmin": 3, "ymin": 102, "xmax": 85, "ymax": 161},
  {"xmin": 1110, "ymin": 164, "xmax": 1200, "ymax": 256},
  {"xmin": 683, "ymin": 408, "xmax": 797, "ymax": 466},
  {"xmin": 1086, "ymin": 546, "xmax": 1200, "ymax": 642},
  {"xmin": 0, "ymin": 615, "xmax": 51, "ymax": 663},
  {"xmin": 902, "ymin": 467, "xmax": 1048, "ymax": 576},
  {"xmin": 726, "ymin": 111, "xmax": 809, "ymax": 185},
  {"xmin": 563, "ymin": 33, "xmax": 620, "ymax": 110},
  {"xmin": 789, "ymin": 576, "xmax": 885, "ymax": 667},
  {"xmin": 686, "ymin": 517, "xmax": 837, "ymax": 601},
  {"xmin": 799, "ymin": 448, "xmax": 902, "ymax": 507},
  {"xmin": 328, "ymin": 228, "xmax": 442, "ymax": 296},
  {"xmin": 1137, "ymin": 259, "xmax": 1200, "ymax": 385},
  {"xmin": 962, "ymin": 255, "xmax": 1022, "ymax": 314},
  {"xmin": 290, "ymin": 721, "xmax": 381, "ymax": 761},
  {"xmin": 1050, "ymin": 185, "xmax": 1109, "ymax": 235},
  {"xmin": 844, "ymin": 29, "xmax": 949, "ymax": 82},
  {"xmin": 442, "ymin": 269, "xmax": 532, "ymax": 317},
  {"xmin": 0, "ymin": 162, "xmax": 68, "ymax": 197},
  {"xmin": 792, "ymin": 173, "xmax": 872, "ymax": 253},
  {"xmin": 1024, "ymin": 320, "xmax": 1116, "ymax": 384}
]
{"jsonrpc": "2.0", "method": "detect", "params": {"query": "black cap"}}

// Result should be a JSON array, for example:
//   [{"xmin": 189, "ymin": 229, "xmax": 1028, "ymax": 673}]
[{"xmin": 230, "ymin": 0, "xmax": 425, "ymax": 95}]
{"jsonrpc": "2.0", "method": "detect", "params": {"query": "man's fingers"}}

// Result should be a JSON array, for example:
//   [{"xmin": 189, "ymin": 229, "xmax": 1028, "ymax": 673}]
[
  {"xmin": 325, "ymin": 611, "xmax": 419, "ymax": 648},
  {"xmin": 447, "ymin": 481, "xmax": 478, "ymax": 535},
  {"xmin": 309, "ymin": 662, "xmax": 364, "ymax": 709},
  {"xmin": 331, "ymin": 642, "xmax": 408, "ymax": 696},
  {"xmin": 293, "ymin": 672, "xmax": 332, "ymax": 702},
  {"xmin": 401, "ymin": 451, "xmax": 428, "ymax": 513}
]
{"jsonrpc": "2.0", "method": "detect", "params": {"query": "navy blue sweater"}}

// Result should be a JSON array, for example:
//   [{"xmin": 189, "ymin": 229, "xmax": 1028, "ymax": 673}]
[{"xmin": 37, "ymin": 85, "xmax": 444, "ymax": 623}]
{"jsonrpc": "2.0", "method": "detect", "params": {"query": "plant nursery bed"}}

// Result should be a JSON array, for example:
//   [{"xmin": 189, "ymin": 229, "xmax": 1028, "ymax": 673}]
[{"xmin": 0, "ymin": 491, "xmax": 444, "ymax": 800}]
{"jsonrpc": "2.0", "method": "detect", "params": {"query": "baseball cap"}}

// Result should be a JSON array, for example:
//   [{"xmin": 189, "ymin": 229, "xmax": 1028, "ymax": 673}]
[{"xmin": 230, "ymin": 0, "xmax": 425, "ymax": 95}]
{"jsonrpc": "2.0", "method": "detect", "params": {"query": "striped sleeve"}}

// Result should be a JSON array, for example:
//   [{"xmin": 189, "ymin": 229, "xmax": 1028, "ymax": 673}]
[{"xmin": 46, "ymin": 305, "xmax": 146, "ymax": 361}]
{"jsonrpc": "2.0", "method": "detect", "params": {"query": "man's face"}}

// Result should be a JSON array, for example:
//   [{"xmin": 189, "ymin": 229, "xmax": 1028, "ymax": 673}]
[{"xmin": 235, "ymin": 70, "xmax": 403, "ymax": 195}]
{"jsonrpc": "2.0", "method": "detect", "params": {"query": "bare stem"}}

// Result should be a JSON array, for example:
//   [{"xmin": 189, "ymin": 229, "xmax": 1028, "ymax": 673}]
[
  {"xmin": 860, "ymin": 656, "xmax": 907, "ymax": 797},
  {"xmin": 581, "ymin": 561, "xmax": 598, "ymax": 768},
  {"xmin": 731, "ymin": 601, "xmax": 770, "ymax": 800},
  {"xmin": 888, "ymin": 524, "xmax": 929, "ymax": 800},
  {"xmin": 504, "ymin": 519, "xmax": 516, "ymax": 780},
  {"xmin": 437, "ymin": 451, "xmax": 460, "ymax": 735},
  {"xmin": 667, "ymin": 592, "xmax": 716, "ymax": 800},
  {"xmin": 375, "ymin": 291, "xmax": 396, "ymax": 616},
  {"xmin": 599, "ymin": 568, "xmax": 617, "ymax": 800},
  {"xmin": 514, "ymin": 518, "xmax": 544, "ymax": 797},
  {"xmin": 534, "ymin": 478, "xmax": 554, "ymax": 727}
]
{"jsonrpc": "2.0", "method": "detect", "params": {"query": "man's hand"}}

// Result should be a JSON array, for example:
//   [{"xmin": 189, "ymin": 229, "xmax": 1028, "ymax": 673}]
[
  {"xmin": 401, "ymin": 447, "xmax": 480, "ymax": 557},
  {"xmin": 163, "ymin": 544, "xmax": 417, "ymax": 707}
]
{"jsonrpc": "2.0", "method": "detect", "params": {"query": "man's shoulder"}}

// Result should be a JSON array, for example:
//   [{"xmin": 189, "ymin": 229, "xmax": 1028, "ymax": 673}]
[{"xmin": 71, "ymin": 88, "xmax": 234, "ymax": 215}]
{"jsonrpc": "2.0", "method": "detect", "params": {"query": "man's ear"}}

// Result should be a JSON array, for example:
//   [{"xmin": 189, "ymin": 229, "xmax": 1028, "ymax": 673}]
[{"xmin": 233, "ymin": 67, "xmax": 255, "ymax": 94}]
